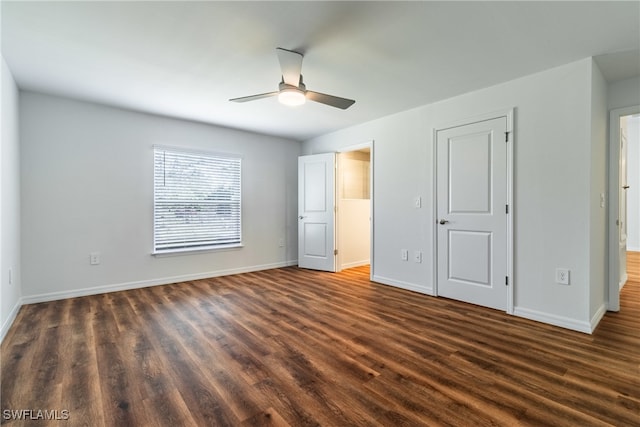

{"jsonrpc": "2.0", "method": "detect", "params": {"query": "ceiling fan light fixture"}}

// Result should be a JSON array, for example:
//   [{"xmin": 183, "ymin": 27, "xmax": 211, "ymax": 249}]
[
  {"xmin": 230, "ymin": 49, "xmax": 355, "ymax": 109},
  {"xmin": 278, "ymin": 88, "xmax": 306, "ymax": 106}
]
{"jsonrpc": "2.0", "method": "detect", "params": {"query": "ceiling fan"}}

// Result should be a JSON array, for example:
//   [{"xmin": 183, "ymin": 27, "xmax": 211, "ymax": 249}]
[{"xmin": 229, "ymin": 48, "xmax": 355, "ymax": 110}]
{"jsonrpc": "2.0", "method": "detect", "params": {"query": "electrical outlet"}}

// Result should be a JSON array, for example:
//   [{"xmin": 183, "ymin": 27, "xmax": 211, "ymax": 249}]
[
  {"xmin": 414, "ymin": 250, "xmax": 422, "ymax": 263},
  {"xmin": 556, "ymin": 268, "xmax": 570, "ymax": 285},
  {"xmin": 401, "ymin": 249, "xmax": 408, "ymax": 261},
  {"xmin": 414, "ymin": 196, "xmax": 422, "ymax": 208},
  {"xmin": 278, "ymin": 238, "xmax": 285, "ymax": 247},
  {"xmin": 90, "ymin": 252, "xmax": 101, "ymax": 265}
]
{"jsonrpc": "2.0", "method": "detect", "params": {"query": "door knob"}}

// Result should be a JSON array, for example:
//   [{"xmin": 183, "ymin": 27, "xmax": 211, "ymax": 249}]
[
  {"xmin": 299, "ymin": 215, "xmax": 306, "ymax": 220},
  {"xmin": 439, "ymin": 219, "xmax": 449, "ymax": 225},
  {"xmin": 623, "ymin": 185, "xmax": 630, "ymax": 190}
]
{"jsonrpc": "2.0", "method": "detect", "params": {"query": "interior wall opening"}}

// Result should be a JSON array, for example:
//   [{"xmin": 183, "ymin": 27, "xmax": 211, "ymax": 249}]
[
  {"xmin": 609, "ymin": 106, "xmax": 640, "ymax": 312},
  {"xmin": 620, "ymin": 114, "xmax": 640, "ymax": 286},
  {"xmin": 337, "ymin": 147, "xmax": 371, "ymax": 272}
]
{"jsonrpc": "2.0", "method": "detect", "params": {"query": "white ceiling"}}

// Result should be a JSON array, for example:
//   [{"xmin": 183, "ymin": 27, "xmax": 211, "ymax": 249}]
[{"xmin": 2, "ymin": 1, "xmax": 639, "ymax": 141}]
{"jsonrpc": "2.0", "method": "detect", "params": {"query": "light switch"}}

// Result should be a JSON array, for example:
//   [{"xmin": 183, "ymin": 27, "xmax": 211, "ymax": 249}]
[{"xmin": 90, "ymin": 252, "xmax": 101, "ymax": 265}]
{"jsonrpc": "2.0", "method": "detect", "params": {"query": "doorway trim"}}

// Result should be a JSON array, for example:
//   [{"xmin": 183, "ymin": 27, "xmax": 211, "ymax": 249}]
[
  {"xmin": 432, "ymin": 108, "xmax": 514, "ymax": 314},
  {"xmin": 608, "ymin": 105, "xmax": 640, "ymax": 311},
  {"xmin": 337, "ymin": 141, "xmax": 374, "ymax": 280}
]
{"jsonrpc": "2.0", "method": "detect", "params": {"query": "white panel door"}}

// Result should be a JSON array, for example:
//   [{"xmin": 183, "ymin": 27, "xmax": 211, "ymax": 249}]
[
  {"xmin": 437, "ymin": 117, "xmax": 508, "ymax": 311},
  {"xmin": 298, "ymin": 153, "xmax": 336, "ymax": 271}
]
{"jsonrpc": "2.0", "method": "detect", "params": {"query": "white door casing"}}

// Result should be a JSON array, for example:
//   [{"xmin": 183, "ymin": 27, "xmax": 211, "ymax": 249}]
[
  {"xmin": 336, "ymin": 146, "xmax": 372, "ymax": 272},
  {"xmin": 337, "ymin": 141, "xmax": 375, "ymax": 279},
  {"xmin": 298, "ymin": 153, "xmax": 336, "ymax": 271},
  {"xmin": 435, "ymin": 114, "xmax": 511, "ymax": 312},
  {"xmin": 619, "ymin": 123, "xmax": 628, "ymax": 286},
  {"xmin": 608, "ymin": 106, "xmax": 639, "ymax": 312}
]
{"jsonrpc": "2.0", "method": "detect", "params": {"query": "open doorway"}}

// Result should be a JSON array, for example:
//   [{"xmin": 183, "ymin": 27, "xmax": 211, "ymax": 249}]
[
  {"xmin": 608, "ymin": 107, "xmax": 640, "ymax": 311},
  {"xmin": 297, "ymin": 143, "xmax": 373, "ymax": 276},
  {"xmin": 624, "ymin": 115, "xmax": 640, "ymax": 281},
  {"xmin": 336, "ymin": 144, "xmax": 372, "ymax": 274}
]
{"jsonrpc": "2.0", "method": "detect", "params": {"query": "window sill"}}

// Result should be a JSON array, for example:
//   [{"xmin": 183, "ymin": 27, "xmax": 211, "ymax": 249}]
[{"xmin": 152, "ymin": 244, "xmax": 244, "ymax": 257}]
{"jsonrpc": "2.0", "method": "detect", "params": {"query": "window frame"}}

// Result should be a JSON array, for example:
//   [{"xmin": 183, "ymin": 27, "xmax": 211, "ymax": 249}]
[{"xmin": 152, "ymin": 145, "xmax": 243, "ymax": 255}]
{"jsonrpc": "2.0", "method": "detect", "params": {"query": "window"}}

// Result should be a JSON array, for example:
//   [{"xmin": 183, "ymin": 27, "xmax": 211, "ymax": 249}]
[{"xmin": 153, "ymin": 146, "xmax": 241, "ymax": 253}]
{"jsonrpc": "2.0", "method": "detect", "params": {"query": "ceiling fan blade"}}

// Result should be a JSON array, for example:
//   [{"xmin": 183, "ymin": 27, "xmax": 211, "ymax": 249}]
[
  {"xmin": 306, "ymin": 91, "xmax": 355, "ymax": 110},
  {"xmin": 276, "ymin": 47, "xmax": 303, "ymax": 87},
  {"xmin": 229, "ymin": 91, "xmax": 278, "ymax": 103}
]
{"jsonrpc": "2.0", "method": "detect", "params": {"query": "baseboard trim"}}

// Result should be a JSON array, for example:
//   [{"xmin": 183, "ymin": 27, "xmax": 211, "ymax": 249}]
[
  {"xmin": 372, "ymin": 275, "xmax": 434, "ymax": 296},
  {"xmin": 341, "ymin": 260, "xmax": 370, "ymax": 270},
  {"xmin": 590, "ymin": 303, "xmax": 607, "ymax": 332},
  {"xmin": 513, "ymin": 306, "xmax": 592, "ymax": 334},
  {"xmin": 1, "ymin": 297, "xmax": 23, "ymax": 344},
  {"xmin": 619, "ymin": 273, "xmax": 628, "ymax": 290},
  {"xmin": 22, "ymin": 260, "xmax": 298, "ymax": 305}
]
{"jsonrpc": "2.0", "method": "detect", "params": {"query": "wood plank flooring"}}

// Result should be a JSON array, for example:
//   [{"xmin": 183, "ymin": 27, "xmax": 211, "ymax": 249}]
[{"xmin": 2, "ymin": 266, "xmax": 639, "ymax": 426}]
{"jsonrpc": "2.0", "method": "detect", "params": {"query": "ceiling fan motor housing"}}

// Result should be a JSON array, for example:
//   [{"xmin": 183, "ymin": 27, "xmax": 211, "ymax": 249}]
[
  {"xmin": 279, "ymin": 78, "xmax": 306, "ymax": 94},
  {"xmin": 278, "ymin": 79, "xmax": 307, "ymax": 106}
]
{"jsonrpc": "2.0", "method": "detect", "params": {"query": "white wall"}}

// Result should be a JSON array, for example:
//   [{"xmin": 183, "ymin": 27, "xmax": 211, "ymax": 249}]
[
  {"xmin": 588, "ymin": 60, "xmax": 609, "ymax": 324},
  {"xmin": 627, "ymin": 115, "xmax": 640, "ymax": 251},
  {"xmin": 1, "ymin": 57, "xmax": 22, "ymax": 341},
  {"xmin": 339, "ymin": 200, "xmax": 370, "ymax": 269},
  {"xmin": 303, "ymin": 58, "xmax": 601, "ymax": 332},
  {"xmin": 20, "ymin": 92, "xmax": 300, "ymax": 301}
]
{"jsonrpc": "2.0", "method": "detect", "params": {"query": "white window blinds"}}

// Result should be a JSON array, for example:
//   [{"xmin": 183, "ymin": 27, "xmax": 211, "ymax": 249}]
[{"xmin": 153, "ymin": 146, "xmax": 241, "ymax": 253}]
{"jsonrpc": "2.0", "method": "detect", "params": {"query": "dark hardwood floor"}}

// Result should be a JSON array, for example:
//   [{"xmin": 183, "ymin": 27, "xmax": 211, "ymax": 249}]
[{"xmin": 2, "ymin": 266, "xmax": 639, "ymax": 426}]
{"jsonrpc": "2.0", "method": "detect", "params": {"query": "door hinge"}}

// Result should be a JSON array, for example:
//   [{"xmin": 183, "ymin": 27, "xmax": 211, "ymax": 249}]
[
  {"xmin": 505, "ymin": 276, "xmax": 509, "ymax": 286},
  {"xmin": 505, "ymin": 131, "xmax": 510, "ymax": 142},
  {"xmin": 334, "ymin": 249, "xmax": 338, "ymax": 256},
  {"xmin": 506, "ymin": 204, "xmax": 509, "ymax": 214}
]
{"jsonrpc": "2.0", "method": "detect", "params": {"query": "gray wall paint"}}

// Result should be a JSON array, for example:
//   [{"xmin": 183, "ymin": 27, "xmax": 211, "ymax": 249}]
[
  {"xmin": 303, "ymin": 58, "xmax": 605, "ymax": 332},
  {"xmin": 589, "ymin": 59, "xmax": 609, "ymax": 322},
  {"xmin": 20, "ymin": 92, "xmax": 300, "ymax": 299},
  {"xmin": 1, "ymin": 57, "xmax": 22, "ymax": 340},
  {"xmin": 9, "ymin": 56, "xmax": 634, "ymax": 334},
  {"xmin": 608, "ymin": 76, "xmax": 640, "ymax": 110}
]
